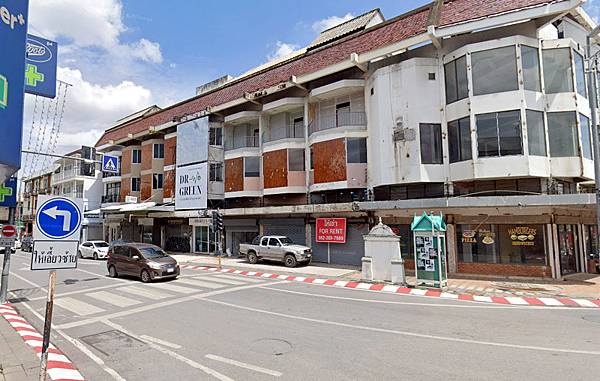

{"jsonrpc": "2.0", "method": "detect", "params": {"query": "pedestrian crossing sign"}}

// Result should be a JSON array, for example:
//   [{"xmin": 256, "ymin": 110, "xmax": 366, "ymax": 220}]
[{"xmin": 102, "ymin": 154, "xmax": 119, "ymax": 174}]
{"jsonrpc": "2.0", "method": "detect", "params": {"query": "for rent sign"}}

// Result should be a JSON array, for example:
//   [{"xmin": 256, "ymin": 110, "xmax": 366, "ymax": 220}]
[{"xmin": 316, "ymin": 218, "xmax": 347, "ymax": 243}]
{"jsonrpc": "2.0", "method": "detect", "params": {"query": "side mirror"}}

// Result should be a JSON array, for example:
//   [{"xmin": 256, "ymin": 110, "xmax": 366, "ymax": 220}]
[{"xmin": 132, "ymin": 255, "xmax": 140, "ymax": 260}]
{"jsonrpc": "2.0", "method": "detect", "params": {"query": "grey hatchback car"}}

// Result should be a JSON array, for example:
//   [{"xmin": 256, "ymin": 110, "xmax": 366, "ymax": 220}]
[{"xmin": 107, "ymin": 243, "xmax": 180, "ymax": 283}]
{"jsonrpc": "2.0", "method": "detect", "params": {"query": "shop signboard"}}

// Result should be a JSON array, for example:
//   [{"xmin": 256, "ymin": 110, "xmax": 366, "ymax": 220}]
[
  {"xmin": 24, "ymin": 34, "xmax": 57, "ymax": 98},
  {"xmin": 0, "ymin": 0, "xmax": 29, "ymax": 183},
  {"xmin": 0, "ymin": 176, "xmax": 17, "ymax": 207},
  {"xmin": 316, "ymin": 218, "xmax": 346, "ymax": 243},
  {"xmin": 175, "ymin": 162, "xmax": 208, "ymax": 210}
]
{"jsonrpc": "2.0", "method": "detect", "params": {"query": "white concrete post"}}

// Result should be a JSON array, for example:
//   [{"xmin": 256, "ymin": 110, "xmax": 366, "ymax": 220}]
[{"xmin": 361, "ymin": 257, "xmax": 373, "ymax": 281}]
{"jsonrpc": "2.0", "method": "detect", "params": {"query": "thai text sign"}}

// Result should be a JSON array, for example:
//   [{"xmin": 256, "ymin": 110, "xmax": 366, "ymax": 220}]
[
  {"xmin": 316, "ymin": 218, "xmax": 346, "ymax": 243},
  {"xmin": 31, "ymin": 240, "xmax": 79, "ymax": 270}
]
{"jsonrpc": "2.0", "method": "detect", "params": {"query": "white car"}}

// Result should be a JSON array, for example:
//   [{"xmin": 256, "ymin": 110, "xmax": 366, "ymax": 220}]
[{"xmin": 79, "ymin": 241, "xmax": 110, "ymax": 260}]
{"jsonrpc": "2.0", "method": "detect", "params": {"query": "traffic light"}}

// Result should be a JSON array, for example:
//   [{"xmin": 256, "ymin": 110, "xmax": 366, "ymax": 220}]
[{"xmin": 216, "ymin": 211, "xmax": 224, "ymax": 232}]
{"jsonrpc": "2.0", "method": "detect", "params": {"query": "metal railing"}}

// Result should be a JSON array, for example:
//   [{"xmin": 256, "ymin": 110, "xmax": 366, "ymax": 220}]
[
  {"xmin": 309, "ymin": 111, "xmax": 367, "ymax": 135},
  {"xmin": 224, "ymin": 136, "xmax": 260, "ymax": 151},
  {"xmin": 263, "ymin": 122, "xmax": 305, "ymax": 143},
  {"xmin": 52, "ymin": 167, "xmax": 81, "ymax": 182}
]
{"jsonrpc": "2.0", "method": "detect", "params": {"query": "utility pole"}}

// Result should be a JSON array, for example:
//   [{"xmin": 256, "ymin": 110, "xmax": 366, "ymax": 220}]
[{"xmin": 586, "ymin": 27, "xmax": 600, "ymax": 260}]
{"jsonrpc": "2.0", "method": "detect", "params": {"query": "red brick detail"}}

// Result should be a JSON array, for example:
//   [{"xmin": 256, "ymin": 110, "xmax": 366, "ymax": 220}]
[
  {"xmin": 225, "ymin": 158, "xmax": 244, "ymax": 192},
  {"xmin": 141, "ymin": 174, "xmax": 152, "ymax": 201},
  {"xmin": 121, "ymin": 147, "xmax": 132, "ymax": 175},
  {"xmin": 165, "ymin": 137, "xmax": 177, "ymax": 166},
  {"xmin": 164, "ymin": 169, "xmax": 175, "ymax": 199},
  {"xmin": 457, "ymin": 262, "xmax": 552, "ymax": 278},
  {"xmin": 120, "ymin": 178, "xmax": 130, "ymax": 202},
  {"xmin": 263, "ymin": 149, "xmax": 288, "ymax": 189},
  {"xmin": 141, "ymin": 144, "xmax": 153, "ymax": 171}
]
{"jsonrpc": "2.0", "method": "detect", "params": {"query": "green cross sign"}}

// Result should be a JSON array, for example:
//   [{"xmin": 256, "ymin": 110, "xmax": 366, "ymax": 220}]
[
  {"xmin": 0, "ymin": 184, "xmax": 13, "ymax": 202},
  {"xmin": 0, "ymin": 74, "xmax": 7, "ymax": 109},
  {"xmin": 25, "ymin": 64, "xmax": 44, "ymax": 87}
]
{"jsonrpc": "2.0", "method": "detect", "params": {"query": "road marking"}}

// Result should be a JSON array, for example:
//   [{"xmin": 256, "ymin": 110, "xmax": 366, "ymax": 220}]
[
  {"xmin": 213, "ymin": 274, "xmax": 264, "ymax": 283},
  {"xmin": 28, "ymin": 283, "xmax": 126, "ymax": 301},
  {"xmin": 205, "ymin": 354, "xmax": 282, "ymax": 377},
  {"xmin": 539, "ymin": 297, "xmax": 564, "ymax": 306},
  {"xmin": 103, "ymin": 320, "xmax": 234, "ymax": 381},
  {"xmin": 204, "ymin": 298, "xmax": 600, "ymax": 356},
  {"xmin": 177, "ymin": 278, "xmax": 226, "ymax": 289},
  {"xmin": 55, "ymin": 297, "xmax": 105, "ymax": 316},
  {"xmin": 7, "ymin": 274, "xmax": 126, "ymax": 381},
  {"xmin": 56, "ymin": 281, "xmax": 284, "ymax": 329},
  {"xmin": 88, "ymin": 291, "xmax": 141, "ymax": 307},
  {"xmin": 573, "ymin": 298, "xmax": 598, "ymax": 307},
  {"xmin": 146, "ymin": 282, "xmax": 198, "ymax": 294},
  {"xmin": 140, "ymin": 334, "xmax": 182, "ymax": 349},
  {"xmin": 197, "ymin": 277, "xmax": 247, "ymax": 286},
  {"xmin": 119, "ymin": 285, "xmax": 173, "ymax": 300}
]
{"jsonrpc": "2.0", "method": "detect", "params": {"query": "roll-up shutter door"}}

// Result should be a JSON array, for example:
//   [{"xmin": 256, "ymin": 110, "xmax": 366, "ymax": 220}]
[
  {"xmin": 311, "ymin": 223, "xmax": 368, "ymax": 265},
  {"xmin": 260, "ymin": 219, "xmax": 306, "ymax": 245}
]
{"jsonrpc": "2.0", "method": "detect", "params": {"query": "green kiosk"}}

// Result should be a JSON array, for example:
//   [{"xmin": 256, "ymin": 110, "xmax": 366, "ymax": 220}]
[{"xmin": 411, "ymin": 212, "xmax": 448, "ymax": 289}]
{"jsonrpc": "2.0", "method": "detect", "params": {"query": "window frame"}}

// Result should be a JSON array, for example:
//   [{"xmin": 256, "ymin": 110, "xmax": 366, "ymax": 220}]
[
  {"xmin": 152, "ymin": 173, "xmax": 164, "ymax": 190},
  {"xmin": 471, "ymin": 45, "xmax": 519, "ymax": 96},
  {"xmin": 444, "ymin": 55, "xmax": 468, "ymax": 104},
  {"xmin": 447, "ymin": 117, "xmax": 472, "ymax": 163},
  {"xmin": 153, "ymin": 143, "xmax": 164, "ymax": 159},
  {"xmin": 476, "ymin": 110, "xmax": 523, "ymax": 158},
  {"xmin": 288, "ymin": 149, "xmax": 305, "ymax": 171},
  {"xmin": 209, "ymin": 127, "xmax": 223, "ymax": 146},
  {"xmin": 521, "ymin": 45, "xmax": 542, "ymax": 92},
  {"xmin": 419, "ymin": 123, "xmax": 443, "ymax": 164},
  {"xmin": 542, "ymin": 48, "xmax": 574, "ymax": 94},
  {"xmin": 525, "ymin": 110, "xmax": 547, "ymax": 157},
  {"xmin": 244, "ymin": 157, "xmax": 260, "ymax": 177},
  {"xmin": 209, "ymin": 162, "xmax": 223, "ymax": 182},
  {"xmin": 547, "ymin": 111, "xmax": 579, "ymax": 157},
  {"xmin": 579, "ymin": 113, "xmax": 593, "ymax": 160},
  {"xmin": 131, "ymin": 177, "xmax": 141, "ymax": 192},
  {"xmin": 346, "ymin": 137, "xmax": 367, "ymax": 164},
  {"xmin": 132, "ymin": 149, "xmax": 142, "ymax": 164}
]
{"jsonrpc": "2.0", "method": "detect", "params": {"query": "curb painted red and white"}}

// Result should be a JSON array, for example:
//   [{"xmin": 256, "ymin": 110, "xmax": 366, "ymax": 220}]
[
  {"xmin": 0, "ymin": 303, "xmax": 84, "ymax": 381},
  {"xmin": 180, "ymin": 264, "xmax": 600, "ymax": 308}
]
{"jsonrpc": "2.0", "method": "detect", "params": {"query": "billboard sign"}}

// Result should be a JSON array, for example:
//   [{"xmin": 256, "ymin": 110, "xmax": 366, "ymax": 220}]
[
  {"xmin": 176, "ymin": 117, "xmax": 208, "ymax": 166},
  {"xmin": 315, "ymin": 218, "xmax": 347, "ymax": 243},
  {"xmin": 0, "ymin": 0, "xmax": 29, "ymax": 183},
  {"xmin": 24, "ymin": 34, "xmax": 57, "ymax": 98},
  {"xmin": 175, "ymin": 162, "xmax": 207, "ymax": 210},
  {"xmin": 0, "ymin": 176, "xmax": 17, "ymax": 207}
]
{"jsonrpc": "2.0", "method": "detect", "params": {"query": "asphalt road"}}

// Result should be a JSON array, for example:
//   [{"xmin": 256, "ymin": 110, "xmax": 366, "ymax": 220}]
[{"xmin": 3, "ymin": 250, "xmax": 600, "ymax": 381}]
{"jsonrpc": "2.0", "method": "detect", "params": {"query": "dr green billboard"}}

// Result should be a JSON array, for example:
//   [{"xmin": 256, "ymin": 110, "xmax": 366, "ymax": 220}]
[{"xmin": 0, "ymin": 0, "xmax": 29, "ymax": 183}]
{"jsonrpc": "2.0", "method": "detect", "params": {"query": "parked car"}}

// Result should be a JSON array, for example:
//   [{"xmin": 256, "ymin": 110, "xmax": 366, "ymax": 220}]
[
  {"xmin": 79, "ymin": 240, "xmax": 110, "ymax": 260},
  {"xmin": 20, "ymin": 236, "xmax": 33, "ymax": 252},
  {"xmin": 14, "ymin": 239, "xmax": 21, "ymax": 250},
  {"xmin": 0, "ymin": 246, "xmax": 16, "ymax": 254},
  {"xmin": 107, "ymin": 243, "xmax": 179, "ymax": 283},
  {"xmin": 239, "ymin": 235, "xmax": 312, "ymax": 267}
]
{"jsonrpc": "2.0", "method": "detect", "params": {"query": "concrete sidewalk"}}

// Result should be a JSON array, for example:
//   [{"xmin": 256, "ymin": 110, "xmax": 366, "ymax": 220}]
[
  {"xmin": 0, "ymin": 312, "xmax": 37, "ymax": 381},
  {"xmin": 172, "ymin": 253, "xmax": 600, "ymax": 300}
]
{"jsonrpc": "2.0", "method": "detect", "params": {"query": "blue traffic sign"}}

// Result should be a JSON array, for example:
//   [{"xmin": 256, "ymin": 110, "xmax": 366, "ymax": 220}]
[
  {"xmin": 24, "ymin": 34, "xmax": 58, "ymax": 99},
  {"xmin": 102, "ymin": 154, "xmax": 119, "ymax": 173},
  {"xmin": 36, "ymin": 197, "xmax": 82, "ymax": 239}
]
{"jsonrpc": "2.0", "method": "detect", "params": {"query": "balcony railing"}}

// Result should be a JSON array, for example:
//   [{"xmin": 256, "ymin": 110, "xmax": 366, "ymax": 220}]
[
  {"xmin": 309, "ymin": 111, "xmax": 367, "ymax": 135},
  {"xmin": 224, "ymin": 136, "xmax": 260, "ymax": 151},
  {"xmin": 102, "ymin": 194, "xmax": 120, "ymax": 203},
  {"xmin": 263, "ymin": 122, "xmax": 305, "ymax": 143},
  {"xmin": 102, "ymin": 170, "xmax": 121, "ymax": 178}
]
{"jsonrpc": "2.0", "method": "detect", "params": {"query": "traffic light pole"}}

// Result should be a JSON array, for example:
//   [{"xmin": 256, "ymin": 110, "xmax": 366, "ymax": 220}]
[{"xmin": 0, "ymin": 207, "xmax": 16, "ymax": 304}]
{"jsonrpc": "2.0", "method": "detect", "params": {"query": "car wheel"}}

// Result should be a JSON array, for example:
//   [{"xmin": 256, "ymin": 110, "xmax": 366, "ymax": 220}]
[
  {"xmin": 141, "ymin": 269, "xmax": 151, "ymax": 283},
  {"xmin": 284, "ymin": 254, "xmax": 297, "ymax": 268},
  {"xmin": 93, "ymin": 252, "xmax": 98, "ymax": 260},
  {"xmin": 108, "ymin": 265, "xmax": 118, "ymax": 278},
  {"xmin": 247, "ymin": 251, "xmax": 258, "ymax": 264}
]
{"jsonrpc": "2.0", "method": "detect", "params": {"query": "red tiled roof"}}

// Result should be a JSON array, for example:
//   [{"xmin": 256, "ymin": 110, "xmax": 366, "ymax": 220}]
[{"xmin": 96, "ymin": 0, "xmax": 568, "ymax": 147}]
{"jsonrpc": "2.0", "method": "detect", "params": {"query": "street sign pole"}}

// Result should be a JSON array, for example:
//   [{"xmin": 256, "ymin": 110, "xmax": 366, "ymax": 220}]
[
  {"xmin": 0, "ymin": 248, "xmax": 11, "ymax": 303},
  {"xmin": 38, "ymin": 269, "xmax": 56, "ymax": 381}
]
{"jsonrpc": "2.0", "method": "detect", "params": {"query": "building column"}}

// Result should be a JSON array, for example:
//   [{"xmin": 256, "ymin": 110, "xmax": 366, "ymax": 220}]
[
  {"xmin": 577, "ymin": 224, "xmax": 586, "ymax": 273},
  {"xmin": 446, "ymin": 223, "xmax": 457, "ymax": 273},
  {"xmin": 305, "ymin": 222, "xmax": 312, "ymax": 248},
  {"xmin": 550, "ymin": 224, "xmax": 561, "ymax": 279}
]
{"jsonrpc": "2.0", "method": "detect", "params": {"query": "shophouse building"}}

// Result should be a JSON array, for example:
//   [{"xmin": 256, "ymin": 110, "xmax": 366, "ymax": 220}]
[{"xmin": 96, "ymin": 0, "xmax": 600, "ymax": 279}]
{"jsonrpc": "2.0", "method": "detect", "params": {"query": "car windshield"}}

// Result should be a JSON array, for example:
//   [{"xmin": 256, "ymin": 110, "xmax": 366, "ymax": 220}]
[
  {"xmin": 279, "ymin": 237, "xmax": 294, "ymax": 245},
  {"xmin": 94, "ymin": 242, "xmax": 109, "ymax": 248},
  {"xmin": 139, "ymin": 247, "xmax": 168, "ymax": 259}
]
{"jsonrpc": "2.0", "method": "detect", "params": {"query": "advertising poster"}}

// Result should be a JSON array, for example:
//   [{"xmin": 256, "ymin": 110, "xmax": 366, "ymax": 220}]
[{"xmin": 175, "ymin": 162, "xmax": 208, "ymax": 210}]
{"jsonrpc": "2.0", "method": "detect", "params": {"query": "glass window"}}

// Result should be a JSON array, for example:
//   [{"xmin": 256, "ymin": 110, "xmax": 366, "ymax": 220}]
[
  {"xmin": 472, "ymin": 46, "xmax": 518, "ymax": 96},
  {"xmin": 574, "ymin": 51, "xmax": 586, "ymax": 97},
  {"xmin": 580, "ymin": 114, "xmax": 592, "ymax": 159},
  {"xmin": 209, "ymin": 163, "xmax": 223, "ymax": 181},
  {"xmin": 288, "ymin": 149, "xmax": 305, "ymax": 171},
  {"xmin": 244, "ymin": 157, "xmax": 260, "ymax": 177},
  {"xmin": 131, "ymin": 177, "xmax": 140, "ymax": 192},
  {"xmin": 521, "ymin": 46, "xmax": 541, "ymax": 92},
  {"xmin": 526, "ymin": 110, "xmax": 546, "ymax": 156},
  {"xmin": 268, "ymin": 238, "xmax": 280, "ymax": 246},
  {"xmin": 476, "ymin": 110, "xmax": 522, "ymax": 157},
  {"xmin": 347, "ymin": 138, "xmax": 367, "ymax": 163},
  {"xmin": 153, "ymin": 143, "xmax": 164, "ymax": 159},
  {"xmin": 261, "ymin": 237, "xmax": 268, "ymax": 246},
  {"xmin": 547, "ymin": 112, "xmax": 578, "ymax": 157},
  {"xmin": 458, "ymin": 224, "xmax": 546, "ymax": 265},
  {"xmin": 132, "ymin": 149, "xmax": 141, "ymax": 164},
  {"xmin": 209, "ymin": 127, "xmax": 223, "ymax": 146},
  {"xmin": 152, "ymin": 173, "xmax": 163, "ymax": 189},
  {"xmin": 448, "ymin": 117, "xmax": 472, "ymax": 163},
  {"xmin": 444, "ymin": 56, "xmax": 468, "ymax": 104},
  {"xmin": 419, "ymin": 123, "xmax": 442, "ymax": 164},
  {"xmin": 542, "ymin": 48, "xmax": 573, "ymax": 93}
]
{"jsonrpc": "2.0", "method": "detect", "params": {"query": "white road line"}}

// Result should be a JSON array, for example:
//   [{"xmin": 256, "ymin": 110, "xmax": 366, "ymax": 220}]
[
  {"xmin": 28, "ymin": 283, "xmax": 126, "ymax": 301},
  {"xmin": 205, "ymin": 354, "xmax": 282, "ymax": 377},
  {"xmin": 7, "ymin": 274, "xmax": 127, "ymax": 381},
  {"xmin": 146, "ymin": 282, "xmax": 199, "ymax": 294},
  {"xmin": 140, "ymin": 334, "xmax": 182, "ymax": 349},
  {"xmin": 204, "ymin": 298, "xmax": 600, "ymax": 356},
  {"xmin": 55, "ymin": 297, "xmax": 105, "ymax": 316},
  {"xmin": 119, "ymin": 285, "xmax": 173, "ymax": 300},
  {"xmin": 213, "ymin": 274, "xmax": 264, "ymax": 283},
  {"xmin": 103, "ymin": 320, "xmax": 234, "ymax": 381},
  {"xmin": 88, "ymin": 291, "xmax": 141, "ymax": 308},
  {"xmin": 177, "ymin": 278, "xmax": 226, "ymax": 289}
]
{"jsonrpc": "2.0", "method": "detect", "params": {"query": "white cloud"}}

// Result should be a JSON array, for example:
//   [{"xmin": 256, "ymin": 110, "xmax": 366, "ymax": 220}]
[
  {"xmin": 312, "ymin": 13, "xmax": 354, "ymax": 33},
  {"xmin": 268, "ymin": 41, "xmax": 300, "ymax": 60},
  {"xmin": 29, "ymin": 0, "xmax": 162, "ymax": 64}
]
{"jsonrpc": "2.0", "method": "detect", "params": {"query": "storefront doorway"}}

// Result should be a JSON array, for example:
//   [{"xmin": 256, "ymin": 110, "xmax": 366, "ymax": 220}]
[
  {"xmin": 557, "ymin": 224, "xmax": 578, "ymax": 275},
  {"xmin": 193, "ymin": 226, "xmax": 215, "ymax": 254}
]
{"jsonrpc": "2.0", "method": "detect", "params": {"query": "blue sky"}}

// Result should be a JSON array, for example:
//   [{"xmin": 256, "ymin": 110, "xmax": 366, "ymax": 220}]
[{"xmin": 19, "ymin": 0, "xmax": 600, "ymax": 163}]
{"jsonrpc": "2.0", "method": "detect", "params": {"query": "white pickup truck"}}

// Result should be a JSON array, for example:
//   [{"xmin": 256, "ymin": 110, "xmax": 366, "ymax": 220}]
[{"xmin": 239, "ymin": 235, "xmax": 312, "ymax": 267}]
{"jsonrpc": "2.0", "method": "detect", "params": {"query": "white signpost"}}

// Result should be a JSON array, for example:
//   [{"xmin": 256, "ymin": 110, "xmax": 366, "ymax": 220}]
[{"xmin": 32, "ymin": 195, "xmax": 82, "ymax": 380}]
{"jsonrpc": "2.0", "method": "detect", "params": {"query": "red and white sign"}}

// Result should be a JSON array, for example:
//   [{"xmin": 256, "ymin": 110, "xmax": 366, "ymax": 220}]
[
  {"xmin": 1, "ymin": 225, "xmax": 16, "ymax": 238},
  {"xmin": 316, "ymin": 218, "xmax": 347, "ymax": 243}
]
